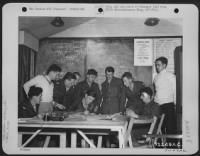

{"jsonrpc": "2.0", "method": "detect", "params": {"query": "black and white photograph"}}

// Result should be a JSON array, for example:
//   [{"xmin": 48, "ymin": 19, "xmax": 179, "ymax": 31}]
[{"xmin": 2, "ymin": 3, "xmax": 199, "ymax": 155}]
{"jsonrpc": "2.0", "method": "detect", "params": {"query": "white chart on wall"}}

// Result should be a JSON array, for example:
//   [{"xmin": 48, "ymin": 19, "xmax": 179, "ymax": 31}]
[{"xmin": 152, "ymin": 37, "xmax": 182, "ymax": 79}]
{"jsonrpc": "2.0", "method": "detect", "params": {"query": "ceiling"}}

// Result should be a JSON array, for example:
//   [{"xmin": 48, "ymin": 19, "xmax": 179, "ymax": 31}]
[
  {"xmin": 19, "ymin": 17, "xmax": 182, "ymax": 39},
  {"xmin": 19, "ymin": 17, "xmax": 93, "ymax": 39}
]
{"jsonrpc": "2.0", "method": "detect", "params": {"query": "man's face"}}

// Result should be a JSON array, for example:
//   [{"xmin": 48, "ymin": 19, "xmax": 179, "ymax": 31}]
[
  {"xmin": 87, "ymin": 75, "xmax": 96, "ymax": 83},
  {"xmin": 64, "ymin": 79, "xmax": 74, "ymax": 88},
  {"xmin": 106, "ymin": 71, "xmax": 114, "ymax": 82},
  {"xmin": 140, "ymin": 92, "xmax": 151, "ymax": 104},
  {"xmin": 74, "ymin": 75, "xmax": 81, "ymax": 85},
  {"xmin": 33, "ymin": 93, "xmax": 42, "ymax": 104},
  {"xmin": 155, "ymin": 61, "xmax": 166, "ymax": 73},
  {"xmin": 51, "ymin": 71, "xmax": 60, "ymax": 80},
  {"xmin": 122, "ymin": 77, "xmax": 131, "ymax": 87},
  {"xmin": 55, "ymin": 72, "xmax": 63, "ymax": 81}
]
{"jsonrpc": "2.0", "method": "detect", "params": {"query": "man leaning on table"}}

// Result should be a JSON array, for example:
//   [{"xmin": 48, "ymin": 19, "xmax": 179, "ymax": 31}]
[
  {"xmin": 121, "ymin": 72, "xmax": 145, "ymax": 115},
  {"xmin": 24, "ymin": 64, "xmax": 66, "ymax": 114},
  {"xmin": 70, "ymin": 69, "xmax": 102, "ymax": 113}
]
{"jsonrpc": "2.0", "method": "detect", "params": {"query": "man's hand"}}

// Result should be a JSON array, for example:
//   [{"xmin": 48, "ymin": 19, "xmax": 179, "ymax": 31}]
[
  {"xmin": 126, "ymin": 108, "xmax": 139, "ymax": 118},
  {"xmin": 93, "ymin": 106, "xmax": 98, "ymax": 113},
  {"xmin": 55, "ymin": 103, "xmax": 66, "ymax": 110}
]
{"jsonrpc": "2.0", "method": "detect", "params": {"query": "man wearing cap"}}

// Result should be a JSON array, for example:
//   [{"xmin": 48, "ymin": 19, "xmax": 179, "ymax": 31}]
[{"xmin": 69, "ymin": 69, "xmax": 102, "ymax": 113}]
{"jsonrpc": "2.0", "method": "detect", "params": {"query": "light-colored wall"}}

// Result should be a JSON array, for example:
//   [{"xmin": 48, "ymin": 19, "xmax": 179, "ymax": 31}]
[{"xmin": 19, "ymin": 30, "xmax": 39, "ymax": 51}]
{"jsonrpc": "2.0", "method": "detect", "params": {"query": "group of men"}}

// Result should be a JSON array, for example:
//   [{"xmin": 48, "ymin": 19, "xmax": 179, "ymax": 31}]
[{"xmin": 19, "ymin": 56, "xmax": 177, "ymax": 146}]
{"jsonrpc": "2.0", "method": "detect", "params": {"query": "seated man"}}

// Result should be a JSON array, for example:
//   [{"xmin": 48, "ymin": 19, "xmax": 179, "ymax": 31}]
[
  {"xmin": 18, "ymin": 86, "xmax": 58, "ymax": 147},
  {"xmin": 18, "ymin": 86, "xmax": 43, "ymax": 118},
  {"xmin": 126, "ymin": 87, "xmax": 160, "ymax": 146}
]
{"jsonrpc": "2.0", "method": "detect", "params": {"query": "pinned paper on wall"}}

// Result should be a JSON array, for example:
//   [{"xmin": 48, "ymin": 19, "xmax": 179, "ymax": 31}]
[{"xmin": 134, "ymin": 39, "xmax": 153, "ymax": 66}]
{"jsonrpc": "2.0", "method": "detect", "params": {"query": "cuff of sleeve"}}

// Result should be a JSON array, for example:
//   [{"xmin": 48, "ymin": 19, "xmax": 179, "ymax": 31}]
[{"xmin": 52, "ymin": 101, "xmax": 57, "ymax": 107}]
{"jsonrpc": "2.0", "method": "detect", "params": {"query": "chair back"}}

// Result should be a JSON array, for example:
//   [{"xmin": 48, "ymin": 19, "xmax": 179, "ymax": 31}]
[
  {"xmin": 147, "ymin": 116, "xmax": 157, "ymax": 135},
  {"xmin": 124, "ymin": 117, "xmax": 135, "ymax": 147},
  {"xmin": 132, "ymin": 114, "xmax": 165, "ymax": 148},
  {"xmin": 124, "ymin": 116, "xmax": 157, "ymax": 148},
  {"xmin": 151, "ymin": 113, "xmax": 165, "ymax": 146},
  {"xmin": 156, "ymin": 113, "xmax": 165, "ymax": 135}
]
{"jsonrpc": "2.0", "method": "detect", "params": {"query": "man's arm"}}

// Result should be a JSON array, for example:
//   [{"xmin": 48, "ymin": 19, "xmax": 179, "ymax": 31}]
[
  {"xmin": 119, "ymin": 81, "xmax": 126, "ymax": 113},
  {"xmin": 94, "ymin": 83, "xmax": 102, "ymax": 113},
  {"xmin": 23, "ymin": 75, "xmax": 41, "ymax": 96}
]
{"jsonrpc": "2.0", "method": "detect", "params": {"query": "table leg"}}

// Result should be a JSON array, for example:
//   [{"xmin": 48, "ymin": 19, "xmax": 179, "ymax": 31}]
[
  {"xmin": 118, "ymin": 129, "xmax": 126, "ymax": 148},
  {"xmin": 71, "ymin": 132, "xmax": 77, "ymax": 148},
  {"xmin": 18, "ymin": 133, "xmax": 22, "ymax": 147},
  {"xmin": 43, "ymin": 136, "xmax": 51, "ymax": 147},
  {"xmin": 81, "ymin": 139, "xmax": 86, "ymax": 148},
  {"xmin": 97, "ymin": 136, "xmax": 102, "ymax": 148},
  {"xmin": 128, "ymin": 136, "xmax": 133, "ymax": 147},
  {"xmin": 60, "ymin": 133, "xmax": 66, "ymax": 148}
]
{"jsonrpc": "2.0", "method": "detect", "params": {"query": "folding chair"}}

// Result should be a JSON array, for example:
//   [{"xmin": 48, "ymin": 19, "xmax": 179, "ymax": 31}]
[
  {"xmin": 153, "ymin": 113, "xmax": 165, "ymax": 145},
  {"xmin": 124, "ymin": 116, "xmax": 157, "ymax": 148},
  {"xmin": 140, "ymin": 113, "xmax": 165, "ymax": 148}
]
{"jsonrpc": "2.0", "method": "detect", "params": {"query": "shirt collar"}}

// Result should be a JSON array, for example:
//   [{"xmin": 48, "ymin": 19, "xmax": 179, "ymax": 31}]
[
  {"xmin": 45, "ymin": 75, "xmax": 52, "ymax": 84},
  {"xmin": 159, "ymin": 69, "xmax": 167, "ymax": 75}
]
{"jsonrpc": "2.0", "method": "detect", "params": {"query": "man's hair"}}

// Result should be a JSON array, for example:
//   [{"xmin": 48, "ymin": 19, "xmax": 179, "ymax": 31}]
[
  {"xmin": 86, "ymin": 90, "xmax": 97, "ymax": 98},
  {"xmin": 105, "ymin": 66, "xmax": 115, "ymax": 73},
  {"xmin": 87, "ymin": 69, "xmax": 98, "ymax": 76},
  {"xmin": 155, "ymin": 57, "xmax": 168, "ymax": 66},
  {"xmin": 73, "ymin": 72, "xmax": 81, "ymax": 78},
  {"xmin": 28, "ymin": 86, "xmax": 43, "ymax": 99},
  {"xmin": 63, "ymin": 72, "xmax": 76, "ymax": 81},
  {"xmin": 121, "ymin": 72, "xmax": 134, "ymax": 80},
  {"xmin": 140, "ymin": 87, "xmax": 153, "ymax": 97},
  {"xmin": 46, "ymin": 64, "xmax": 62, "ymax": 74}
]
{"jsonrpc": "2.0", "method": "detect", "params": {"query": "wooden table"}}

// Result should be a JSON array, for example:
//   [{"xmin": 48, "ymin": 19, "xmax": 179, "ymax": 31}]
[{"xmin": 18, "ymin": 113, "xmax": 128, "ymax": 148}]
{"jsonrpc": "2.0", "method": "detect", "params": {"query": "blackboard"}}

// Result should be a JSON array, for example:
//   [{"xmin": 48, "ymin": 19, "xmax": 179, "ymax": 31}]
[
  {"xmin": 37, "ymin": 38, "xmax": 154, "ymax": 86},
  {"xmin": 37, "ymin": 39, "xmax": 87, "ymax": 80},
  {"xmin": 86, "ymin": 38, "xmax": 152, "ymax": 86}
]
